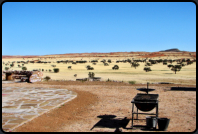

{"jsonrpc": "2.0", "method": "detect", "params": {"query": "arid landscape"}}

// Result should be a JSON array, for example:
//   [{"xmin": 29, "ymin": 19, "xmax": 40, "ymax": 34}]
[{"xmin": 2, "ymin": 49, "xmax": 196, "ymax": 132}]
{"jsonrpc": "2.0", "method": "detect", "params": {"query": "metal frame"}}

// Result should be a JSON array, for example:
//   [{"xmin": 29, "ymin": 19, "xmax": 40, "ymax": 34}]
[{"xmin": 131, "ymin": 99, "xmax": 158, "ymax": 129}]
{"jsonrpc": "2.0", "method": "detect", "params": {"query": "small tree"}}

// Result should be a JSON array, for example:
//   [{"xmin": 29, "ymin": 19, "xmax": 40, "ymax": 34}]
[
  {"xmin": 144, "ymin": 67, "xmax": 152, "ymax": 72},
  {"xmin": 22, "ymin": 67, "xmax": 27, "ymax": 71},
  {"xmin": 171, "ymin": 65, "xmax": 182, "ymax": 74},
  {"xmin": 182, "ymin": 59, "xmax": 186, "ymax": 62},
  {"xmin": 104, "ymin": 63, "xmax": 109, "ymax": 66},
  {"xmin": 44, "ymin": 76, "xmax": 51, "ymax": 81},
  {"xmin": 87, "ymin": 67, "xmax": 94, "ymax": 70},
  {"xmin": 112, "ymin": 65, "xmax": 119, "ymax": 70},
  {"xmin": 86, "ymin": 65, "xmax": 91, "ymax": 69},
  {"xmin": 5, "ymin": 67, "xmax": 9, "ymax": 70},
  {"xmin": 145, "ymin": 62, "xmax": 152, "ymax": 66},
  {"xmin": 187, "ymin": 61, "xmax": 193, "ymax": 65},
  {"xmin": 10, "ymin": 64, "xmax": 14, "ymax": 67},
  {"xmin": 131, "ymin": 62, "xmax": 140, "ymax": 69},
  {"xmin": 53, "ymin": 68, "xmax": 59, "ymax": 73},
  {"xmin": 150, "ymin": 60, "xmax": 157, "ymax": 64},
  {"xmin": 163, "ymin": 62, "xmax": 167, "ymax": 65},
  {"xmin": 167, "ymin": 64, "xmax": 173, "ymax": 69},
  {"xmin": 88, "ymin": 72, "xmax": 95, "ymax": 78},
  {"xmin": 181, "ymin": 63, "xmax": 186, "ymax": 66},
  {"xmin": 68, "ymin": 66, "xmax": 72, "ymax": 69}
]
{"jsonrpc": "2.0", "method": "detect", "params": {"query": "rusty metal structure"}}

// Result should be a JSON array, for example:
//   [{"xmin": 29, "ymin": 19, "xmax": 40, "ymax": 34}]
[
  {"xmin": 131, "ymin": 83, "xmax": 159, "ymax": 129},
  {"xmin": 2, "ymin": 70, "xmax": 43, "ymax": 83}
]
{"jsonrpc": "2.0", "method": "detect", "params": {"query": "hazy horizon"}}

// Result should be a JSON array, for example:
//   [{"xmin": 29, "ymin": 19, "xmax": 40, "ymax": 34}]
[{"xmin": 2, "ymin": 48, "xmax": 196, "ymax": 56}]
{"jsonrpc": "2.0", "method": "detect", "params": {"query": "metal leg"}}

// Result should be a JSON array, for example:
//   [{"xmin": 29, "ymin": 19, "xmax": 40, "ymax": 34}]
[
  {"xmin": 131, "ymin": 101, "xmax": 159, "ymax": 129},
  {"xmin": 132, "ymin": 103, "xmax": 134, "ymax": 128},
  {"xmin": 155, "ymin": 103, "xmax": 158, "ymax": 129},
  {"xmin": 156, "ymin": 103, "xmax": 158, "ymax": 118}
]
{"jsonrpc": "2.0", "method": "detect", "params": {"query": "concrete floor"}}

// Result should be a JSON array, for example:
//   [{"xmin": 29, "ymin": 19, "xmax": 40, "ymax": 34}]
[{"xmin": 2, "ymin": 85, "xmax": 77, "ymax": 132}]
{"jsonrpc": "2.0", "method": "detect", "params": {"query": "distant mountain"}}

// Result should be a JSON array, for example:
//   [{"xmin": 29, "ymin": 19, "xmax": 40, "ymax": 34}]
[{"xmin": 160, "ymin": 48, "xmax": 181, "ymax": 52}]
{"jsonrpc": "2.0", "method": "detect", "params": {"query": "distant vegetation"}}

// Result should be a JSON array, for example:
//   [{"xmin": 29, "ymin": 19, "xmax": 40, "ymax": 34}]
[
  {"xmin": 53, "ymin": 68, "xmax": 59, "ymax": 73},
  {"xmin": 128, "ymin": 81, "xmax": 136, "ymax": 84}
]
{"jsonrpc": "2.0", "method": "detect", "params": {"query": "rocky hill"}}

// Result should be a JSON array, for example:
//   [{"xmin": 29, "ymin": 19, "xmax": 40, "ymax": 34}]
[{"xmin": 160, "ymin": 48, "xmax": 181, "ymax": 52}]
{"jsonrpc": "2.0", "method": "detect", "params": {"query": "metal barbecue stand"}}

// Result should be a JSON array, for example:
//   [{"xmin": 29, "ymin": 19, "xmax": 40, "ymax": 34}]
[{"xmin": 131, "ymin": 82, "xmax": 159, "ymax": 129}]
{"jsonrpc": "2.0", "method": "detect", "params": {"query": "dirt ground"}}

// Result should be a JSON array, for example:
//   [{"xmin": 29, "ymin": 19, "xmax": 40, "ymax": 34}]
[{"xmin": 2, "ymin": 81, "xmax": 196, "ymax": 132}]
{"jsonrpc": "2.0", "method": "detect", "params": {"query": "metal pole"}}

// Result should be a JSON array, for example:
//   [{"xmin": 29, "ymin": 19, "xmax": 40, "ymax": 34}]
[
  {"xmin": 132, "ymin": 103, "xmax": 134, "ymax": 128},
  {"xmin": 156, "ymin": 102, "xmax": 158, "ymax": 118},
  {"xmin": 155, "ymin": 102, "xmax": 159, "ymax": 130}
]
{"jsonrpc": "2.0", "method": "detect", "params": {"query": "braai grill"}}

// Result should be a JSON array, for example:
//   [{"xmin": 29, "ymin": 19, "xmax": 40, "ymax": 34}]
[{"xmin": 131, "ymin": 83, "xmax": 159, "ymax": 128}]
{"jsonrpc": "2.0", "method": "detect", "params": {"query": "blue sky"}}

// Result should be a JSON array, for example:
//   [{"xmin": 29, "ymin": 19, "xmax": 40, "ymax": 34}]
[{"xmin": 2, "ymin": 2, "xmax": 196, "ymax": 55}]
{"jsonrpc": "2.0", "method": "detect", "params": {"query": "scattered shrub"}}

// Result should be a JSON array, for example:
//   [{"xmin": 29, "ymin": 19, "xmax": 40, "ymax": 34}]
[
  {"xmin": 145, "ymin": 62, "xmax": 152, "ymax": 66},
  {"xmin": 88, "ymin": 72, "xmax": 95, "ymax": 78},
  {"xmin": 5, "ymin": 67, "xmax": 9, "ymax": 70},
  {"xmin": 44, "ymin": 76, "xmax": 51, "ymax": 81},
  {"xmin": 131, "ymin": 62, "xmax": 140, "ymax": 69},
  {"xmin": 106, "ymin": 78, "xmax": 111, "ymax": 82},
  {"xmin": 144, "ymin": 67, "xmax": 152, "ymax": 72},
  {"xmin": 112, "ymin": 65, "xmax": 119, "ymax": 70},
  {"xmin": 128, "ymin": 81, "xmax": 136, "ymax": 84},
  {"xmin": 68, "ymin": 66, "xmax": 72, "ymax": 69},
  {"xmin": 171, "ymin": 65, "xmax": 182, "ymax": 74},
  {"xmin": 22, "ymin": 67, "xmax": 27, "ymax": 71},
  {"xmin": 167, "ymin": 64, "xmax": 173, "ymax": 68},
  {"xmin": 163, "ymin": 62, "xmax": 167, "ymax": 65},
  {"xmin": 53, "ymin": 68, "xmax": 59, "ymax": 73}
]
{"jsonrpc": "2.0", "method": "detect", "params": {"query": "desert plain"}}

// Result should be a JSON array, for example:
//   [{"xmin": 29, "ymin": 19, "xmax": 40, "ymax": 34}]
[{"xmin": 2, "ymin": 51, "xmax": 196, "ymax": 132}]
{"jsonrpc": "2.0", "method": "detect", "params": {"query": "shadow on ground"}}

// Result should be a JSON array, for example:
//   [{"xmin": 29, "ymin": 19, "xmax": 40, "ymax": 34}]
[
  {"xmin": 90, "ymin": 115, "xmax": 130, "ymax": 131},
  {"xmin": 170, "ymin": 87, "xmax": 196, "ymax": 91},
  {"xmin": 90, "ymin": 114, "xmax": 162, "ymax": 131}
]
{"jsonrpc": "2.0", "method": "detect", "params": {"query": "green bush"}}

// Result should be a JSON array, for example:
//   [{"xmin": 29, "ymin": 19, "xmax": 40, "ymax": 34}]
[
  {"xmin": 5, "ymin": 67, "xmax": 9, "ymax": 70},
  {"xmin": 53, "ymin": 68, "xmax": 59, "ymax": 73},
  {"xmin": 22, "ymin": 67, "xmax": 27, "ymax": 71},
  {"xmin": 128, "ymin": 81, "xmax": 136, "ymax": 84}
]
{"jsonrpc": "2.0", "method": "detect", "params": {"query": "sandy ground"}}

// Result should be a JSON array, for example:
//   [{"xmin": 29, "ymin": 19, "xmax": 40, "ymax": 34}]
[{"xmin": 2, "ymin": 81, "xmax": 196, "ymax": 132}]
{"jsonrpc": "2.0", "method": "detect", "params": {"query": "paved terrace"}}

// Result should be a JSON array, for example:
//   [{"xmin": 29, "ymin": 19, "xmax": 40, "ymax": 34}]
[{"xmin": 2, "ymin": 84, "xmax": 77, "ymax": 132}]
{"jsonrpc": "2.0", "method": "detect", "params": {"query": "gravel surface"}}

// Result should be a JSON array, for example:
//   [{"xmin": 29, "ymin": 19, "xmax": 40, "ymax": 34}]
[{"xmin": 3, "ymin": 81, "xmax": 196, "ymax": 132}]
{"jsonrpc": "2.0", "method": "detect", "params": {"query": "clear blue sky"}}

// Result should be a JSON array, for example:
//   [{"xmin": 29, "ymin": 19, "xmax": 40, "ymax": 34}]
[{"xmin": 2, "ymin": 2, "xmax": 196, "ymax": 55}]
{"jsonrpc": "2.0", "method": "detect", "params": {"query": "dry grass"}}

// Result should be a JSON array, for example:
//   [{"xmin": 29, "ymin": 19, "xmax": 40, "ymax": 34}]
[{"xmin": 2, "ymin": 56, "xmax": 196, "ymax": 85}]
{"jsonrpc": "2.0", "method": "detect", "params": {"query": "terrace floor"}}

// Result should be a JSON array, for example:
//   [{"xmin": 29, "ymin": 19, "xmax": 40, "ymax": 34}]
[{"xmin": 2, "ymin": 81, "xmax": 77, "ymax": 132}]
